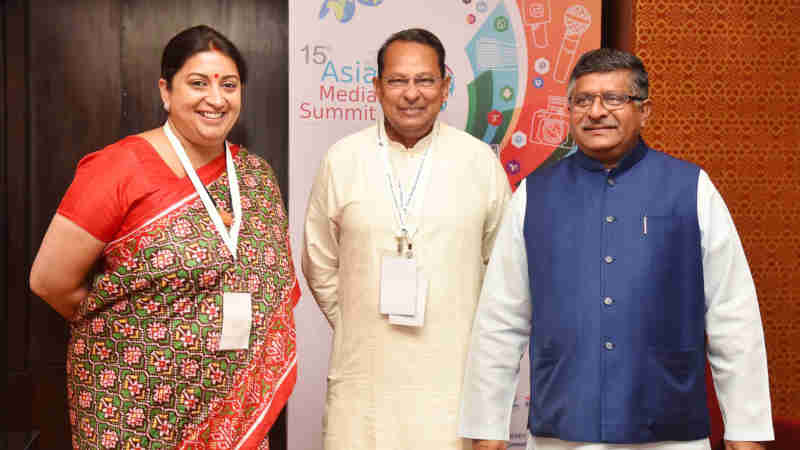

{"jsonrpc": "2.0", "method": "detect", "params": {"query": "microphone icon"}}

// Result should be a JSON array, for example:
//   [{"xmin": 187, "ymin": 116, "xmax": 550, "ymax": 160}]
[
  {"xmin": 524, "ymin": 0, "xmax": 552, "ymax": 48},
  {"xmin": 553, "ymin": 4, "xmax": 592, "ymax": 83}
]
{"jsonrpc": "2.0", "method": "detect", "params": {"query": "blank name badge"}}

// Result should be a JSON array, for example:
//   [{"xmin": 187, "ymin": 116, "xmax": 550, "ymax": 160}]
[
  {"xmin": 379, "ymin": 255, "xmax": 417, "ymax": 316},
  {"xmin": 218, "ymin": 292, "xmax": 252, "ymax": 350}
]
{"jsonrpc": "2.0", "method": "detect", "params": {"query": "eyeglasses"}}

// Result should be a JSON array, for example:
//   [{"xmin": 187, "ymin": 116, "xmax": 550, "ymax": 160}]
[
  {"xmin": 568, "ymin": 92, "xmax": 647, "ymax": 111},
  {"xmin": 382, "ymin": 76, "xmax": 442, "ymax": 90}
]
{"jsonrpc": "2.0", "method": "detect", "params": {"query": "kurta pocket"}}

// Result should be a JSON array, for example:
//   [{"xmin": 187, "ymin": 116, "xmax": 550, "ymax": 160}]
[
  {"xmin": 531, "ymin": 352, "xmax": 569, "ymax": 432},
  {"xmin": 646, "ymin": 347, "xmax": 705, "ymax": 421},
  {"xmin": 641, "ymin": 215, "xmax": 696, "ymax": 253}
]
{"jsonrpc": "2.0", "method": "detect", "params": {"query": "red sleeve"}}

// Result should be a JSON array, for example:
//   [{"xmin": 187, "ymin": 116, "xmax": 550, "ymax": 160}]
[{"xmin": 57, "ymin": 140, "xmax": 139, "ymax": 243}]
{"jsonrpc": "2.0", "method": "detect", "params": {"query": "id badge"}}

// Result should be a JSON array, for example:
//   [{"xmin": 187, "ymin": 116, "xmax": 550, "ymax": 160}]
[
  {"xmin": 218, "ymin": 292, "xmax": 252, "ymax": 350},
  {"xmin": 379, "ymin": 254, "xmax": 417, "ymax": 316},
  {"xmin": 389, "ymin": 271, "xmax": 428, "ymax": 327}
]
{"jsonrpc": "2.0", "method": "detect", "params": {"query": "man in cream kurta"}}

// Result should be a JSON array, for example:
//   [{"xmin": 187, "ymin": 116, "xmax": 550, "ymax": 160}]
[{"xmin": 303, "ymin": 29, "xmax": 511, "ymax": 450}]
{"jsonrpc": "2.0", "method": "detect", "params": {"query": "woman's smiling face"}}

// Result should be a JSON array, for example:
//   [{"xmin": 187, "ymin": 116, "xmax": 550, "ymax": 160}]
[{"xmin": 159, "ymin": 50, "xmax": 242, "ymax": 152}]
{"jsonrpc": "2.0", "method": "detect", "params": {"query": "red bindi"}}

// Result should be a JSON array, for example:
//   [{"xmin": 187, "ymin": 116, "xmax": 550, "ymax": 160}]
[{"xmin": 214, "ymin": 73, "xmax": 219, "ymax": 79}]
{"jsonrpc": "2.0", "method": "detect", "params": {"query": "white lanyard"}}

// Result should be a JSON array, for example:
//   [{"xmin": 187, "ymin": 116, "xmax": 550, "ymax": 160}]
[
  {"xmin": 163, "ymin": 121, "xmax": 242, "ymax": 260},
  {"xmin": 377, "ymin": 122, "xmax": 435, "ymax": 245}
]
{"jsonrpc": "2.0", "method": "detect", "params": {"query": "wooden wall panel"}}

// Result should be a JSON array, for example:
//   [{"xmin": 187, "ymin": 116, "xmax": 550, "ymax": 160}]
[
  {"xmin": 6, "ymin": 1, "xmax": 123, "ymax": 447},
  {"xmin": 5, "ymin": 1, "xmax": 35, "ymax": 442},
  {"xmin": 2, "ymin": 2, "xmax": 28, "ymax": 450},
  {"xmin": 27, "ymin": 0, "xmax": 122, "ymax": 366},
  {"xmin": 602, "ymin": 0, "xmax": 634, "ymax": 51},
  {"xmin": 5, "ymin": 0, "xmax": 30, "ymax": 377},
  {"xmin": 0, "ymin": 1, "xmax": 7, "ymax": 443}
]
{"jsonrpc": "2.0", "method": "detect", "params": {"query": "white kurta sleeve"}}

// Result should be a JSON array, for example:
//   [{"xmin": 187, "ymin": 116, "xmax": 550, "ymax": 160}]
[
  {"xmin": 459, "ymin": 179, "xmax": 532, "ymax": 440},
  {"xmin": 482, "ymin": 157, "xmax": 513, "ymax": 265},
  {"xmin": 302, "ymin": 155, "xmax": 342, "ymax": 329},
  {"xmin": 699, "ymin": 170, "xmax": 774, "ymax": 442}
]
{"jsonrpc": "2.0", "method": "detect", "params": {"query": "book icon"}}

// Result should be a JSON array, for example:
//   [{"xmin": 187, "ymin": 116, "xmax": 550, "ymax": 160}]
[{"xmin": 476, "ymin": 38, "xmax": 518, "ymax": 72}]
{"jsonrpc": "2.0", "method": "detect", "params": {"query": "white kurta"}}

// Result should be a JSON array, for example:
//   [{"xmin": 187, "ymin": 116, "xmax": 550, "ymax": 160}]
[
  {"xmin": 303, "ymin": 120, "xmax": 511, "ymax": 450},
  {"xmin": 458, "ymin": 172, "xmax": 774, "ymax": 449}
]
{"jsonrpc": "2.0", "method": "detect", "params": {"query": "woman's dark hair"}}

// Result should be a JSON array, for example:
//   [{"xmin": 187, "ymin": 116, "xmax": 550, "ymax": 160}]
[
  {"xmin": 377, "ymin": 28, "xmax": 446, "ymax": 79},
  {"xmin": 161, "ymin": 25, "xmax": 248, "ymax": 88}
]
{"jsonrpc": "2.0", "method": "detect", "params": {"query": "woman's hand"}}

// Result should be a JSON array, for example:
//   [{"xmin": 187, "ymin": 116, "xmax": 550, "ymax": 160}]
[{"xmin": 30, "ymin": 214, "xmax": 106, "ymax": 321}]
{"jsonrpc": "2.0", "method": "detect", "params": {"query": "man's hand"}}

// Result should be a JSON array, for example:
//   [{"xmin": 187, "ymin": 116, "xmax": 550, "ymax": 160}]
[
  {"xmin": 472, "ymin": 440, "xmax": 506, "ymax": 450},
  {"xmin": 724, "ymin": 441, "xmax": 766, "ymax": 450}
]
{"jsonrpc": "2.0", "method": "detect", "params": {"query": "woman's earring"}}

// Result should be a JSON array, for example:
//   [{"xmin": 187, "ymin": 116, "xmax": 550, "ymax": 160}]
[{"xmin": 163, "ymin": 103, "xmax": 170, "ymax": 113}]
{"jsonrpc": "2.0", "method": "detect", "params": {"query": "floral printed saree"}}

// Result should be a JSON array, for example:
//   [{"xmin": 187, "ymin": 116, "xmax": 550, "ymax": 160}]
[{"xmin": 59, "ymin": 137, "xmax": 298, "ymax": 449}]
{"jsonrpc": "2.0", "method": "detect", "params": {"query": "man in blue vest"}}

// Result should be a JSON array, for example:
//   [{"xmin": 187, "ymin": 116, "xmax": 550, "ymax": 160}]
[{"xmin": 457, "ymin": 48, "xmax": 773, "ymax": 450}]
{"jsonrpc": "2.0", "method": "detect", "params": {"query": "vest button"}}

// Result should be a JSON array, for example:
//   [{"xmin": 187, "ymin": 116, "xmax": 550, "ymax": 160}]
[
  {"xmin": 604, "ymin": 255, "xmax": 614, "ymax": 264},
  {"xmin": 603, "ymin": 297, "xmax": 614, "ymax": 306},
  {"xmin": 607, "ymin": 178, "xmax": 616, "ymax": 186},
  {"xmin": 605, "ymin": 215, "xmax": 616, "ymax": 223},
  {"xmin": 605, "ymin": 341, "xmax": 615, "ymax": 350}
]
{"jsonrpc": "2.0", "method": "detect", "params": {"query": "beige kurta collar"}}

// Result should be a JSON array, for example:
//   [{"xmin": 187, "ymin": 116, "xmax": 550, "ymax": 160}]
[{"xmin": 379, "ymin": 119, "xmax": 440, "ymax": 155}]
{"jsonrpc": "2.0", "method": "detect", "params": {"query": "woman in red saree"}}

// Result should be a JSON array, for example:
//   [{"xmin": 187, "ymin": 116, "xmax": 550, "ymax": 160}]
[{"xmin": 29, "ymin": 25, "xmax": 298, "ymax": 449}]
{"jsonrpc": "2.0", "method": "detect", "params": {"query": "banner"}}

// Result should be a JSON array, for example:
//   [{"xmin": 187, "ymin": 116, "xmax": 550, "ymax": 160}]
[{"xmin": 289, "ymin": 2, "xmax": 600, "ymax": 449}]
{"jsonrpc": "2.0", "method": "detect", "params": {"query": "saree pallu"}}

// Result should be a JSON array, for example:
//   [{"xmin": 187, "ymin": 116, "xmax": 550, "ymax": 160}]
[{"xmin": 63, "ymin": 144, "xmax": 298, "ymax": 449}]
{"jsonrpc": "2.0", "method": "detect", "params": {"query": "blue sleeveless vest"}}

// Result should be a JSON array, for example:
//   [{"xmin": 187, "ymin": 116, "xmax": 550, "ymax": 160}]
[{"xmin": 523, "ymin": 141, "xmax": 708, "ymax": 443}]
